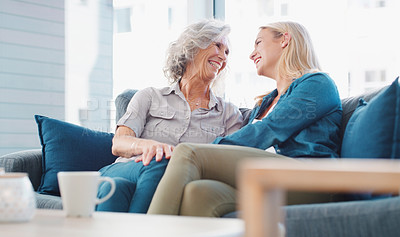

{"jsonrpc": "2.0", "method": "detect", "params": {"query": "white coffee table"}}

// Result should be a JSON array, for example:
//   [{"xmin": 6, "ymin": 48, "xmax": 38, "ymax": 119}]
[{"xmin": 1, "ymin": 209, "xmax": 244, "ymax": 237}]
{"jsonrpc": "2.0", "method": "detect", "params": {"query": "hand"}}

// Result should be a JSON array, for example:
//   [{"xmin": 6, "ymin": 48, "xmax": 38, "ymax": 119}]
[{"xmin": 134, "ymin": 140, "xmax": 174, "ymax": 166}]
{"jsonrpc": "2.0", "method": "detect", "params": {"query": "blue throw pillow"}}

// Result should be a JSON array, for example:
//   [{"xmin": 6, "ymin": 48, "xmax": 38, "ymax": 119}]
[
  {"xmin": 35, "ymin": 115, "xmax": 117, "ymax": 196},
  {"xmin": 340, "ymin": 78, "xmax": 400, "ymax": 200},
  {"xmin": 341, "ymin": 77, "xmax": 400, "ymax": 158}
]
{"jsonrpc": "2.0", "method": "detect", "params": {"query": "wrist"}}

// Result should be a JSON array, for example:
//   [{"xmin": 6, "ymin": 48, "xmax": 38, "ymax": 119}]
[{"xmin": 130, "ymin": 141, "xmax": 138, "ymax": 154}]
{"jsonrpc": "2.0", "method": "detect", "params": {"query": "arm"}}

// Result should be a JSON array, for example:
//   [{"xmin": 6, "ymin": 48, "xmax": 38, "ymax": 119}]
[
  {"xmin": 112, "ymin": 126, "xmax": 173, "ymax": 166},
  {"xmin": 223, "ymin": 101, "xmax": 244, "ymax": 135},
  {"xmin": 114, "ymin": 88, "xmax": 174, "ymax": 165},
  {"xmin": 213, "ymin": 73, "xmax": 341, "ymax": 149}
]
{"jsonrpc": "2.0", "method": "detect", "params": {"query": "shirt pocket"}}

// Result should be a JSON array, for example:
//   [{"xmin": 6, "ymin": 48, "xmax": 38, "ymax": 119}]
[{"xmin": 144, "ymin": 108, "xmax": 176, "ymax": 132}]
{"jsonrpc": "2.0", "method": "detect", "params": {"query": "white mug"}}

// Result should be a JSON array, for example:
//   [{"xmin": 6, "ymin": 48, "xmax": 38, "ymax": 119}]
[{"xmin": 57, "ymin": 171, "xmax": 115, "ymax": 217}]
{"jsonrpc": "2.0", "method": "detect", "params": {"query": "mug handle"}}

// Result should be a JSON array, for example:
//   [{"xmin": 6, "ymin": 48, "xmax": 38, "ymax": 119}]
[{"xmin": 95, "ymin": 177, "xmax": 116, "ymax": 205}]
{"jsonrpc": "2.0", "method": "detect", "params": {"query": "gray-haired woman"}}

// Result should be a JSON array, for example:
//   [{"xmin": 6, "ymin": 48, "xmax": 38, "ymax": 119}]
[{"xmin": 96, "ymin": 19, "xmax": 243, "ymax": 213}]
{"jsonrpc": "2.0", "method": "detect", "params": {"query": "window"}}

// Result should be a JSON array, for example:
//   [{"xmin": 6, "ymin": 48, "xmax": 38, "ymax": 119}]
[
  {"xmin": 365, "ymin": 70, "xmax": 386, "ymax": 83},
  {"xmin": 115, "ymin": 8, "xmax": 132, "ymax": 33},
  {"xmin": 349, "ymin": 0, "xmax": 388, "ymax": 8},
  {"xmin": 1, "ymin": 0, "xmax": 398, "ymax": 156},
  {"xmin": 112, "ymin": 0, "xmax": 188, "ymax": 96},
  {"xmin": 224, "ymin": 0, "xmax": 398, "ymax": 104}
]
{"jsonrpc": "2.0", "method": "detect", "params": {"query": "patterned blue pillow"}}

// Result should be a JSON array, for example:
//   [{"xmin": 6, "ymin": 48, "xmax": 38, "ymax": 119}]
[
  {"xmin": 341, "ymin": 77, "xmax": 400, "ymax": 159},
  {"xmin": 35, "ymin": 115, "xmax": 117, "ymax": 196}
]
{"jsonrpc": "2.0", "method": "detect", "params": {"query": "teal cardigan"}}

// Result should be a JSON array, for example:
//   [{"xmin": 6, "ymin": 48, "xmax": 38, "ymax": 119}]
[{"xmin": 213, "ymin": 72, "xmax": 342, "ymax": 158}]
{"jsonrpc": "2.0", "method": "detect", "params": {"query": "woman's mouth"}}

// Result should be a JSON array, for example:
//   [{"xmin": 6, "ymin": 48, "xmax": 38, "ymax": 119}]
[{"xmin": 208, "ymin": 60, "xmax": 221, "ymax": 70}]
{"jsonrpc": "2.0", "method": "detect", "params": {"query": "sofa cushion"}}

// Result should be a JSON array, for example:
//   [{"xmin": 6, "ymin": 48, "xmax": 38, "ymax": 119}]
[
  {"xmin": 284, "ymin": 196, "xmax": 400, "ymax": 237},
  {"xmin": 339, "ymin": 86, "xmax": 386, "ymax": 141},
  {"xmin": 35, "ymin": 115, "xmax": 117, "ymax": 196},
  {"xmin": 35, "ymin": 192, "xmax": 62, "ymax": 209},
  {"xmin": 0, "ymin": 149, "xmax": 42, "ymax": 191},
  {"xmin": 341, "ymin": 77, "xmax": 400, "ymax": 158}
]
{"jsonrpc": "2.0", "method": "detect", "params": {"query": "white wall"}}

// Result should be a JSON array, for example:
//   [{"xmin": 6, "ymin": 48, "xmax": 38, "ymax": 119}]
[
  {"xmin": 0, "ymin": 0, "xmax": 65, "ymax": 156},
  {"xmin": 0, "ymin": 0, "xmax": 114, "ymax": 156}
]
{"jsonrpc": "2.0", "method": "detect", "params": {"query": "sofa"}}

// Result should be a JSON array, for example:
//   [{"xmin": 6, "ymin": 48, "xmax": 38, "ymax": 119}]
[
  {"xmin": 0, "ymin": 89, "xmax": 136, "ymax": 209},
  {"xmin": 1, "ymin": 78, "xmax": 399, "ymax": 236}
]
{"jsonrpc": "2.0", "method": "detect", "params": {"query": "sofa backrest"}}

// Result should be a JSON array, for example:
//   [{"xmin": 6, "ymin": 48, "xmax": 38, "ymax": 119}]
[{"xmin": 115, "ymin": 86, "xmax": 389, "ymax": 142}]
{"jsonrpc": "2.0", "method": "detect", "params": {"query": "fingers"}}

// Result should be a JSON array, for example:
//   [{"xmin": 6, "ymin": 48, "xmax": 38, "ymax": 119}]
[
  {"xmin": 142, "ymin": 148, "xmax": 155, "ymax": 166},
  {"xmin": 163, "ymin": 145, "xmax": 173, "ymax": 159},
  {"xmin": 155, "ymin": 146, "xmax": 164, "ymax": 162},
  {"xmin": 140, "ymin": 142, "xmax": 174, "ymax": 166},
  {"xmin": 135, "ymin": 155, "xmax": 143, "ymax": 163}
]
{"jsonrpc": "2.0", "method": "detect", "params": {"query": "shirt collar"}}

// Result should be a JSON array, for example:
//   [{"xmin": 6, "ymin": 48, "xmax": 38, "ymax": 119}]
[
  {"xmin": 208, "ymin": 89, "xmax": 220, "ymax": 111},
  {"xmin": 161, "ymin": 81, "xmax": 220, "ymax": 111},
  {"xmin": 161, "ymin": 81, "xmax": 181, "ymax": 95}
]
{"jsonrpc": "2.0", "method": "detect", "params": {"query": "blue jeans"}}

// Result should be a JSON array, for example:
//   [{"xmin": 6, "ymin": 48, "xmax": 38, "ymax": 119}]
[{"xmin": 96, "ymin": 158, "xmax": 169, "ymax": 213}]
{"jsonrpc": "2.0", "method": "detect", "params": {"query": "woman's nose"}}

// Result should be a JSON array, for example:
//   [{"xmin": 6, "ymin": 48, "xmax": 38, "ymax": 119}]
[
  {"xmin": 249, "ymin": 50, "xmax": 255, "ymax": 60},
  {"xmin": 219, "ymin": 51, "xmax": 227, "ymax": 61}
]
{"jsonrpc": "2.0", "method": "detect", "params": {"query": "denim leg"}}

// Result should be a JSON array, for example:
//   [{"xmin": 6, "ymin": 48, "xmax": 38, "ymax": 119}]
[
  {"xmin": 128, "ymin": 159, "xmax": 169, "ymax": 213},
  {"xmin": 96, "ymin": 177, "xmax": 136, "ymax": 212},
  {"xmin": 96, "ymin": 162, "xmax": 140, "ymax": 212},
  {"xmin": 97, "ymin": 159, "xmax": 169, "ymax": 213}
]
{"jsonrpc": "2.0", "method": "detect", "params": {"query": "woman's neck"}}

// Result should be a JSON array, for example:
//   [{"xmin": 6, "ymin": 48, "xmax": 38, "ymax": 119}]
[
  {"xmin": 179, "ymin": 75, "xmax": 211, "ymax": 111},
  {"xmin": 180, "ymin": 78, "xmax": 210, "ymax": 99},
  {"xmin": 275, "ymin": 76, "xmax": 293, "ymax": 96}
]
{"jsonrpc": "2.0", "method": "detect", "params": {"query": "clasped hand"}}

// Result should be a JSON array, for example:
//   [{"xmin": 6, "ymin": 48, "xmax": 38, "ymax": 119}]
[{"xmin": 135, "ymin": 140, "xmax": 174, "ymax": 166}]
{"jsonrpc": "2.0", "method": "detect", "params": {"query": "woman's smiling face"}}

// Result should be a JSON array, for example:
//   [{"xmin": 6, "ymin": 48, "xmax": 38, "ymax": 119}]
[
  {"xmin": 249, "ymin": 28, "xmax": 284, "ymax": 79},
  {"xmin": 192, "ymin": 37, "xmax": 230, "ymax": 82}
]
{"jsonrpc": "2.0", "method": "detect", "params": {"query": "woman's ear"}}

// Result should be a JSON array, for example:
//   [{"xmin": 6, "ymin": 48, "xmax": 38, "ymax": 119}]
[{"xmin": 281, "ymin": 32, "xmax": 291, "ymax": 48}]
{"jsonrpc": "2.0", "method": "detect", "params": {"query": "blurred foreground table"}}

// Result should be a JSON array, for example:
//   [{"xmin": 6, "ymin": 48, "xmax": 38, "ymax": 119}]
[
  {"xmin": 1, "ymin": 209, "xmax": 244, "ymax": 237},
  {"xmin": 239, "ymin": 158, "xmax": 400, "ymax": 237}
]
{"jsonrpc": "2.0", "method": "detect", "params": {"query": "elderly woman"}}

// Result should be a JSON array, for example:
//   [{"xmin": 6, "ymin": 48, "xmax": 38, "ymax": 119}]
[
  {"xmin": 96, "ymin": 19, "xmax": 243, "ymax": 213},
  {"xmin": 147, "ymin": 21, "xmax": 342, "ymax": 217}
]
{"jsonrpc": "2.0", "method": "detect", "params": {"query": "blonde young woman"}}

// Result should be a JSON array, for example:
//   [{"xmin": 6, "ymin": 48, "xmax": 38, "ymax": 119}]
[{"xmin": 147, "ymin": 21, "xmax": 342, "ymax": 216}]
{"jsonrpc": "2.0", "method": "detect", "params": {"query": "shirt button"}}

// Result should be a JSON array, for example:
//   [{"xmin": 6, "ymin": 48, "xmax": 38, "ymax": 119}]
[{"xmin": 186, "ymin": 116, "xmax": 189, "ymax": 119}]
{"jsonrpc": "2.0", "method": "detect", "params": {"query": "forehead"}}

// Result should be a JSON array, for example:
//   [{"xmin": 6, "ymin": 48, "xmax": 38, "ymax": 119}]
[
  {"xmin": 215, "ymin": 36, "xmax": 229, "ymax": 48},
  {"xmin": 257, "ymin": 28, "xmax": 273, "ymax": 38}
]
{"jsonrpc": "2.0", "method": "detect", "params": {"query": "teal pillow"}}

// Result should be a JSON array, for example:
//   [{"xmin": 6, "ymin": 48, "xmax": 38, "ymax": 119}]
[
  {"xmin": 341, "ymin": 77, "xmax": 400, "ymax": 158},
  {"xmin": 35, "ymin": 115, "xmax": 117, "ymax": 196}
]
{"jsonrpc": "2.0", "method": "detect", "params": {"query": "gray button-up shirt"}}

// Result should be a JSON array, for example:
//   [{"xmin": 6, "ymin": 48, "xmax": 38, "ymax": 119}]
[{"xmin": 117, "ymin": 82, "xmax": 243, "ymax": 146}]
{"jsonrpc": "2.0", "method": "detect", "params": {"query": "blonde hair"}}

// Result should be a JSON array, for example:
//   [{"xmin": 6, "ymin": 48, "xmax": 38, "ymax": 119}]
[
  {"xmin": 261, "ymin": 21, "xmax": 321, "ymax": 80},
  {"xmin": 255, "ymin": 21, "xmax": 321, "ymax": 104}
]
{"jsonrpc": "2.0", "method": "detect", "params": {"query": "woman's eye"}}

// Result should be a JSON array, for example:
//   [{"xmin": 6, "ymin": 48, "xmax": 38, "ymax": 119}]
[
  {"xmin": 225, "ymin": 49, "xmax": 229, "ymax": 55},
  {"xmin": 256, "ymin": 41, "xmax": 261, "ymax": 45},
  {"xmin": 215, "ymin": 42, "xmax": 221, "ymax": 48}
]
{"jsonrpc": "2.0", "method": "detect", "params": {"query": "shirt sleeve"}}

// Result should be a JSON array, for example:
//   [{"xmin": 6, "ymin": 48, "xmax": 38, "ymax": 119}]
[
  {"xmin": 117, "ymin": 88, "xmax": 152, "ymax": 137},
  {"xmin": 212, "ymin": 73, "xmax": 341, "ymax": 149},
  {"xmin": 223, "ymin": 101, "xmax": 243, "ymax": 135}
]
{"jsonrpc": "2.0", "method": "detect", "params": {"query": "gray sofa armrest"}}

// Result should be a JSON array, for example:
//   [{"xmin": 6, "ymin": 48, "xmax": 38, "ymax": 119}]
[
  {"xmin": 115, "ymin": 89, "xmax": 138, "ymax": 122},
  {"xmin": 0, "ymin": 149, "xmax": 43, "ymax": 191}
]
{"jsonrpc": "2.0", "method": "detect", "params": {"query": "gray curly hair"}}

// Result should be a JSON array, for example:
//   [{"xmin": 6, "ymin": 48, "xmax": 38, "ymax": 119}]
[{"xmin": 164, "ymin": 19, "xmax": 231, "ymax": 83}]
